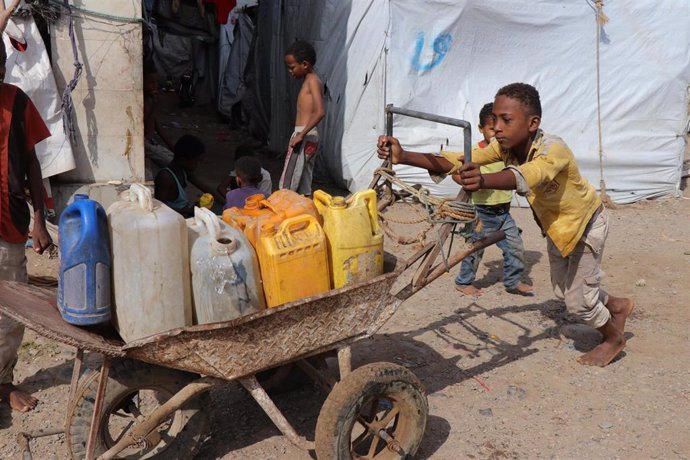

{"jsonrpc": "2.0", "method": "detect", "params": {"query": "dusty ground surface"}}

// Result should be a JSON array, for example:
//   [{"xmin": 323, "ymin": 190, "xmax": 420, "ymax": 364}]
[
  {"xmin": 0, "ymin": 194, "xmax": 688, "ymax": 459},
  {"xmin": 0, "ymin": 90, "xmax": 688, "ymax": 458}
]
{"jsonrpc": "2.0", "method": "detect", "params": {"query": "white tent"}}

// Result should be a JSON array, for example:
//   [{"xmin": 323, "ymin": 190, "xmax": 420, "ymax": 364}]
[{"xmin": 252, "ymin": 0, "xmax": 689, "ymax": 203}]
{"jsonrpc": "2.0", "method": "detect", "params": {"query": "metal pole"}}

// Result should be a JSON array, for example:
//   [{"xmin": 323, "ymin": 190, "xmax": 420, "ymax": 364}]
[{"xmin": 385, "ymin": 105, "xmax": 472, "ymax": 163}]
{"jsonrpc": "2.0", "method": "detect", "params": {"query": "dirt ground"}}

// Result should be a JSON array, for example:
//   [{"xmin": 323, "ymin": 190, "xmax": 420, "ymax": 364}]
[{"xmin": 0, "ymin": 192, "xmax": 688, "ymax": 459}]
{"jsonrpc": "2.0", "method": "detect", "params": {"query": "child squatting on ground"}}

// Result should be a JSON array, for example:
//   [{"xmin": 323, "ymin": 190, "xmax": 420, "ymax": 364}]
[
  {"xmin": 216, "ymin": 144, "xmax": 272, "ymax": 205},
  {"xmin": 453, "ymin": 103, "xmax": 532, "ymax": 297},
  {"xmin": 376, "ymin": 83, "xmax": 634, "ymax": 368},
  {"xmin": 0, "ymin": 12, "xmax": 53, "ymax": 411},
  {"xmin": 279, "ymin": 40, "xmax": 325, "ymax": 196},
  {"xmin": 223, "ymin": 156, "xmax": 267, "ymax": 210}
]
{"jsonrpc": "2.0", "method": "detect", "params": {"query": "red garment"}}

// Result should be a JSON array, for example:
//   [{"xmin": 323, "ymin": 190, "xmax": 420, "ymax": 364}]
[
  {"xmin": 0, "ymin": 84, "xmax": 50, "ymax": 243},
  {"xmin": 203, "ymin": 0, "xmax": 236, "ymax": 24}
]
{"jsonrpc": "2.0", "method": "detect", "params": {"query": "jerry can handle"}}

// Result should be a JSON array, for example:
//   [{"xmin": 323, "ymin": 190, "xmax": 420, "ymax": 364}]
[
  {"xmin": 128, "ymin": 183, "xmax": 153, "ymax": 212},
  {"xmin": 278, "ymin": 214, "xmax": 319, "ymax": 246},
  {"xmin": 195, "ymin": 207, "xmax": 222, "ymax": 241},
  {"xmin": 352, "ymin": 189, "xmax": 381, "ymax": 236},
  {"xmin": 312, "ymin": 189, "xmax": 330, "ymax": 214},
  {"xmin": 74, "ymin": 198, "xmax": 97, "ymax": 242}
]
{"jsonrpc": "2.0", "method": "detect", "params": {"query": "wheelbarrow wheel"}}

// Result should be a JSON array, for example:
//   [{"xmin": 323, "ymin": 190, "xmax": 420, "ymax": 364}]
[
  {"xmin": 315, "ymin": 362, "xmax": 428, "ymax": 459},
  {"xmin": 66, "ymin": 359, "xmax": 209, "ymax": 460}
]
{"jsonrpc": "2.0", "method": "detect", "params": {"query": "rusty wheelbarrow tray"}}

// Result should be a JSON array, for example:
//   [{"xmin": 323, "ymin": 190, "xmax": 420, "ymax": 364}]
[{"xmin": 0, "ymin": 230, "xmax": 504, "ymax": 460}]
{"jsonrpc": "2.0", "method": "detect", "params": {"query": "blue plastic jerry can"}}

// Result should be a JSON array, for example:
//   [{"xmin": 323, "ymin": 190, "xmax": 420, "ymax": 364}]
[{"xmin": 58, "ymin": 194, "xmax": 112, "ymax": 325}]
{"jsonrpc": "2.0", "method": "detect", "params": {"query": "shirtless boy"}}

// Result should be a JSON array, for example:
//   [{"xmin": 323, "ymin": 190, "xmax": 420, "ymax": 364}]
[
  {"xmin": 377, "ymin": 83, "xmax": 634, "ymax": 367},
  {"xmin": 279, "ymin": 40, "xmax": 325, "ymax": 195}
]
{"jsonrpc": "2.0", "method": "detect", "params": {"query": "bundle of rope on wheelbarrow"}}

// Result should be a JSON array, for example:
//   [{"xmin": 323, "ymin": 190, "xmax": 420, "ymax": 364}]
[{"xmin": 374, "ymin": 167, "xmax": 479, "ymax": 246}]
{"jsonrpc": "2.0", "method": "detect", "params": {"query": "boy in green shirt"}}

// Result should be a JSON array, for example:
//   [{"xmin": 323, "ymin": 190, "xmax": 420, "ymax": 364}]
[{"xmin": 454, "ymin": 103, "xmax": 532, "ymax": 297}]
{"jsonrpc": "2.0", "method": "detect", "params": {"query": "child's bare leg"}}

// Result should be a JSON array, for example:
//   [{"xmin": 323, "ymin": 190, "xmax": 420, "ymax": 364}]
[
  {"xmin": 456, "ymin": 284, "xmax": 483, "ymax": 297},
  {"xmin": 605, "ymin": 295, "xmax": 635, "ymax": 333},
  {"xmin": 0, "ymin": 383, "xmax": 38, "ymax": 412},
  {"xmin": 577, "ymin": 319, "xmax": 626, "ymax": 367}
]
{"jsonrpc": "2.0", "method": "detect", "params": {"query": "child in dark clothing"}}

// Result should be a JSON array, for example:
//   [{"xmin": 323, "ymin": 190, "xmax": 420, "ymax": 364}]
[{"xmin": 154, "ymin": 134, "xmax": 205, "ymax": 217}]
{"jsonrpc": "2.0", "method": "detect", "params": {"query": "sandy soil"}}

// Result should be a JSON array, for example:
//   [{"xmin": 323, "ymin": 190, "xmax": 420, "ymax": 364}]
[{"xmin": 0, "ymin": 193, "xmax": 688, "ymax": 459}]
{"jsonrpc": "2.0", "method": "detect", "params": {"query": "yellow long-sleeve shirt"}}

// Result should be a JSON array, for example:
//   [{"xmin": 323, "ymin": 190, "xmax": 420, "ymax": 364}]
[{"xmin": 437, "ymin": 130, "xmax": 600, "ymax": 256}]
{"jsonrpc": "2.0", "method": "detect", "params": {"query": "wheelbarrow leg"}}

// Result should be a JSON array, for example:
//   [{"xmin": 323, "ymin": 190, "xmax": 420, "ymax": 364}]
[
  {"xmin": 239, "ymin": 375, "xmax": 314, "ymax": 452},
  {"xmin": 86, "ymin": 355, "xmax": 111, "ymax": 460},
  {"xmin": 337, "ymin": 346, "xmax": 352, "ymax": 379},
  {"xmin": 68, "ymin": 348, "xmax": 84, "ymax": 403}
]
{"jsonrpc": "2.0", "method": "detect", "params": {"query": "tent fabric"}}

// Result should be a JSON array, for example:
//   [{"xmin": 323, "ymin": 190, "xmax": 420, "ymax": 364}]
[
  {"xmin": 250, "ymin": 0, "xmax": 689, "ymax": 203},
  {"xmin": 217, "ymin": 10, "xmax": 254, "ymax": 118},
  {"xmin": 4, "ymin": 17, "xmax": 75, "ymax": 178}
]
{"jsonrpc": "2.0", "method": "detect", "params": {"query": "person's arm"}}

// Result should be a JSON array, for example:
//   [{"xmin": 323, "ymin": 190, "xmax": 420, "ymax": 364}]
[
  {"xmin": 289, "ymin": 75, "xmax": 326, "ymax": 148},
  {"xmin": 376, "ymin": 135, "xmax": 456, "ymax": 174},
  {"xmin": 456, "ymin": 163, "xmax": 518, "ymax": 191},
  {"xmin": 26, "ymin": 149, "xmax": 52, "ymax": 254}
]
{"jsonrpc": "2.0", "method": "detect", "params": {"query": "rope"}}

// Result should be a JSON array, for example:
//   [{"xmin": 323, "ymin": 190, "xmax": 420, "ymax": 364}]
[
  {"xmin": 60, "ymin": 0, "xmax": 82, "ymax": 144},
  {"xmin": 594, "ymin": 0, "xmax": 615, "ymax": 207},
  {"xmin": 46, "ymin": 0, "xmax": 144, "ymax": 23},
  {"xmin": 375, "ymin": 167, "xmax": 476, "ymax": 224},
  {"xmin": 378, "ymin": 201, "xmax": 433, "ymax": 246}
]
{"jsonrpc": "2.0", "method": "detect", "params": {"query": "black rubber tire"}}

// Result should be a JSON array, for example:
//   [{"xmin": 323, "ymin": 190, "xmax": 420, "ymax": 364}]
[
  {"xmin": 65, "ymin": 359, "xmax": 209, "ymax": 460},
  {"xmin": 315, "ymin": 362, "xmax": 428, "ymax": 460}
]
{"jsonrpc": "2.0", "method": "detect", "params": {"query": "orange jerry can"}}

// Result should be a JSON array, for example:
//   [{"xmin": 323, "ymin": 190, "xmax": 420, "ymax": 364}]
[{"xmin": 222, "ymin": 190, "xmax": 321, "ymax": 248}]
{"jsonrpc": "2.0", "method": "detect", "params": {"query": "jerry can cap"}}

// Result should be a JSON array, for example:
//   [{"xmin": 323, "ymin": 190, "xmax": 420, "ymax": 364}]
[
  {"xmin": 261, "ymin": 222, "xmax": 277, "ymax": 236},
  {"xmin": 244, "ymin": 195, "xmax": 262, "ymax": 210},
  {"xmin": 331, "ymin": 196, "xmax": 347, "ymax": 208}
]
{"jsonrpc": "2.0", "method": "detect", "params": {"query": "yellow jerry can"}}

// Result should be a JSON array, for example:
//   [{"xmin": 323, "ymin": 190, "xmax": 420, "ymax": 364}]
[
  {"xmin": 256, "ymin": 214, "xmax": 330, "ymax": 308},
  {"xmin": 313, "ymin": 189, "xmax": 384, "ymax": 289}
]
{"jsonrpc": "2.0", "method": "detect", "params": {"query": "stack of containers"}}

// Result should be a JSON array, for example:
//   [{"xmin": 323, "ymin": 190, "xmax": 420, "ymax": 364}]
[
  {"xmin": 223, "ymin": 189, "xmax": 330, "ymax": 307},
  {"xmin": 222, "ymin": 189, "xmax": 321, "ymax": 248}
]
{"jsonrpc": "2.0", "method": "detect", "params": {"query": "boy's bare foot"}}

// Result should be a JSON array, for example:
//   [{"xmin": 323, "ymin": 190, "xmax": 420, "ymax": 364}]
[
  {"xmin": 605, "ymin": 295, "xmax": 635, "ymax": 333},
  {"xmin": 576, "ymin": 320, "xmax": 626, "ymax": 367},
  {"xmin": 0, "ymin": 384, "xmax": 38, "ymax": 412},
  {"xmin": 455, "ymin": 284, "xmax": 482, "ymax": 297},
  {"xmin": 506, "ymin": 282, "xmax": 534, "ymax": 296}
]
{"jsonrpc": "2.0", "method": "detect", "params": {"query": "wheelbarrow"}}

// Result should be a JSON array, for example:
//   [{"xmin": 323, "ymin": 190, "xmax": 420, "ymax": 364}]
[
  {"xmin": 0, "ymin": 225, "xmax": 503, "ymax": 460},
  {"xmin": 0, "ymin": 108, "xmax": 503, "ymax": 459}
]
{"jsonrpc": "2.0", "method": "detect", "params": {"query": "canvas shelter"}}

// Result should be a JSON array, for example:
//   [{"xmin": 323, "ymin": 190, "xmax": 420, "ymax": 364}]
[{"xmin": 149, "ymin": 1, "xmax": 690, "ymax": 203}]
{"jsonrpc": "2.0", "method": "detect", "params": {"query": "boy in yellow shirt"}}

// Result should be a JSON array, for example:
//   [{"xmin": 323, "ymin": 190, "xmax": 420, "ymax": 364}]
[
  {"xmin": 454, "ymin": 103, "xmax": 532, "ymax": 297},
  {"xmin": 376, "ymin": 83, "xmax": 634, "ymax": 367}
]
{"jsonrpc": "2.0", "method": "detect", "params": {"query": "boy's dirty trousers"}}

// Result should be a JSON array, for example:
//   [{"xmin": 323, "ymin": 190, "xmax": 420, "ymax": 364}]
[
  {"xmin": 279, "ymin": 127, "xmax": 319, "ymax": 195},
  {"xmin": 455, "ymin": 204, "xmax": 525, "ymax": 289},
  {"xmin": 0, "ymin": 239, "xmax": 27, "ymax": 385},
  {"xmin": 547, "ymin": 206, "xmax": 611, "ymax": 328}
]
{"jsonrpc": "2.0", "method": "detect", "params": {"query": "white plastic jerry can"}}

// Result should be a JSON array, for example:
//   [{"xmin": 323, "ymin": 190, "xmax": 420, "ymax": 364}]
[
  {"xmin": 190, "ymin": 207, "xmax": 266, "ymax": 324},
  {"xmin": 107, "ymin": 183, "xmax": 193, "ymax": 342}
]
